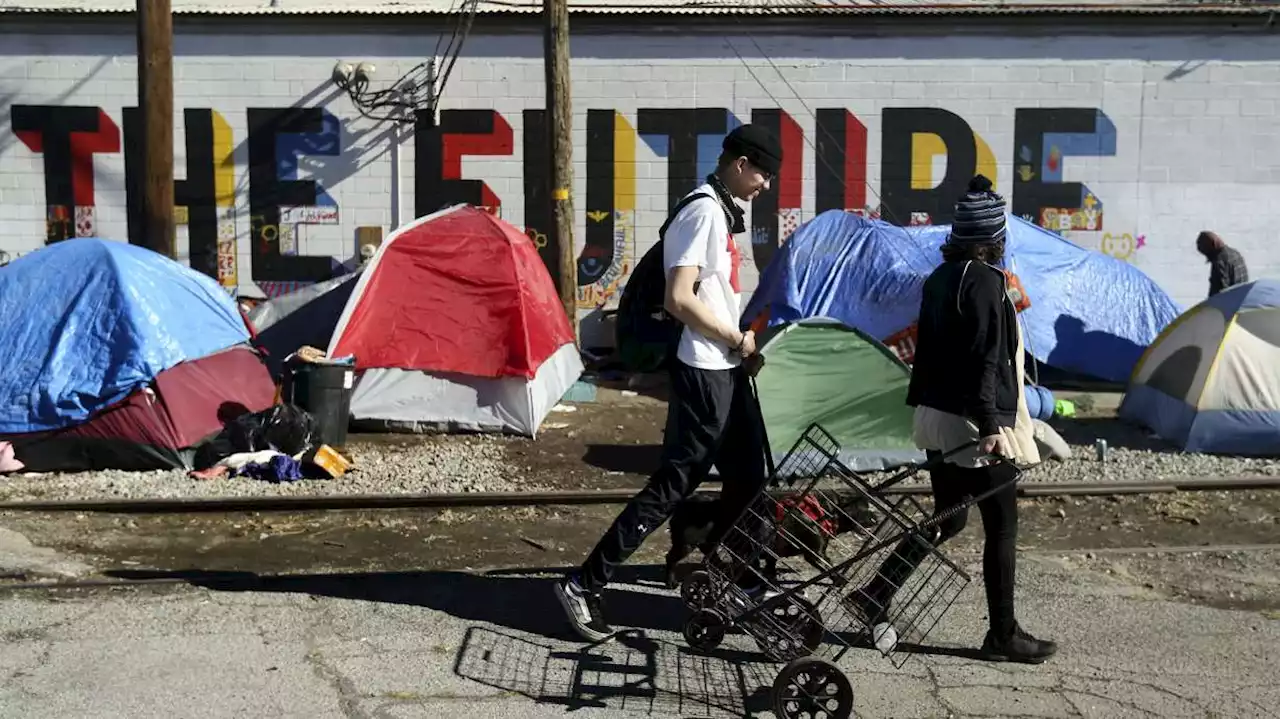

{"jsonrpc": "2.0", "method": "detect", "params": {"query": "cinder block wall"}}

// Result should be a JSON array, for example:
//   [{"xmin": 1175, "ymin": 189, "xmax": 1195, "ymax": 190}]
[{"xmin": 1, "ymin": 21, "xmax": 1277, "ymax": 344}]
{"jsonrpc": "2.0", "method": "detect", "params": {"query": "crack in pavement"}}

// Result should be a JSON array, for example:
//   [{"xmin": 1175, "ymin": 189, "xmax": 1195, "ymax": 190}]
[
  {"xmin": 1057, "ymin": 672, "xmax": 1211, "ymax": 716},
  {"xmin": 1061, "ymin": 688, "xmax": 1160, "ymax": 718},
  {"xmin": 304, "ymin": 638, "xmax": 374, "ymax": 719}
]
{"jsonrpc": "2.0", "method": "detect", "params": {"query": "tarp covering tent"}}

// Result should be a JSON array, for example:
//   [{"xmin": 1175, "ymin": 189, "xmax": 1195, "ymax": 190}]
[
  {"xmin": 0, "ymin": 238, "xmax": 276, "ymax": 471},
  {"xmin": 754, "ymin": 318, "xmax": 924, "ymax": 471},
  {"xmin": 741, "ymin": 211, "xmax": 1181, "ymax": 384},
  {"xmin": 1118, "ymin": 279, "xmax": 1280, "ymax": 455},
  {"xmin": 252, "ymin": 205, "xmax": 583, "ymax": 437}
]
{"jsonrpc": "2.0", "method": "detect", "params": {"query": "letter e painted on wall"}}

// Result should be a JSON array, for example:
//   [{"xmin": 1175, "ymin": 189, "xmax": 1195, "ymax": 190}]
[
  {"xmin": 246, "ymin": 107, "xmax": 340, "ymax": 282},
  {"xmin": 1012, "ymin": 108, "xmax": 1116, "ymax": 234}
]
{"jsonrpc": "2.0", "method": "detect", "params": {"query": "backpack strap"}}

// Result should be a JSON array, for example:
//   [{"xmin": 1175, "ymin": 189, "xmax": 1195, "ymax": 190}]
[{"xmin": 659, "ymin": 192, "xmax": 718, "ymax": 240}]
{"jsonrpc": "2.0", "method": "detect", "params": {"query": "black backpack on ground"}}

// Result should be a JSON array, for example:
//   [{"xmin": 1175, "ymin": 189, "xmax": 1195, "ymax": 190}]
[{"xmin": 615, "ymin": 193, "xmax": 717, "ymax": 373}]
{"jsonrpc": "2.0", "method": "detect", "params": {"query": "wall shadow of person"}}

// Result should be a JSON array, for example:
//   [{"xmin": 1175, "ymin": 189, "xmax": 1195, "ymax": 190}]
[
  {"xmin": 1044, "ymin": 315, "xmax": 1144, "ymax": 386},
  {"xmin": 215, "ymin": 402, "xmax": 252, "ymax": 426}
]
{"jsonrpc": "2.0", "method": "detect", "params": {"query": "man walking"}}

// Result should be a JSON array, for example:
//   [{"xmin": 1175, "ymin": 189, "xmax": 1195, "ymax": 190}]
[
  {"xmin": 555, "ymin": 125, "xmax": 783, "ymax": 642},
  {"xmin": 1197, "ymin": 231, "xmax": 1249, "ymax": 296}
]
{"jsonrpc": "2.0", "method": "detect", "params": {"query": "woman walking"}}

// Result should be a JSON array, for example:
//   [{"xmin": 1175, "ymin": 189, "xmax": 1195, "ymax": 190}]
[{"xmin": 846, "ymin": 176, "xmax": 1057, "ymax": 664}]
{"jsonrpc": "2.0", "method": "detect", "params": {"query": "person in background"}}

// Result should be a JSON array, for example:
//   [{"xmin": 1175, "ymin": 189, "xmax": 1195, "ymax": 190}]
[
  {"xmin": 555, "ymin": 125, "xmax": 782, "ymax": 642},
  {"xmin": 843, "ymin": 175, "xmax": 1058, "ymax": 664},
  {"xmin": 236, "ymin": 284, "xmax": 268, "ymax": 317},
  {"xmin": 1196, "ymin": 231, "xmax": 1248, "ymax": 297}
]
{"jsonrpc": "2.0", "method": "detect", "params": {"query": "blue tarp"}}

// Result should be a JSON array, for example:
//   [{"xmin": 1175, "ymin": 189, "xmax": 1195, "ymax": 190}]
[
  {"xmin": 741, "ymin": 211, "xmax": 1182, "ymax": 384},
  {"xmin": 0, "ymin": 238, "xmax": 250, "ymax": 434}
]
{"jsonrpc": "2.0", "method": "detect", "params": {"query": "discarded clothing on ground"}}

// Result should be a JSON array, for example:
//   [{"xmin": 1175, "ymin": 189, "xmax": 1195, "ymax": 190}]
[
  {"xmin": 234, "ymin": 453, "xmax": 305, "ymax": 483},
  {"xmin": 188, "ymin": 446, "xmax": 351, "ymax": 483},
  {"xmin": 0, "ymin": 441, "xmax": 24, "ymax": 473},
  {"xmin": 194, "ymin": 403, "xmax": 316, "ymax": 470}
]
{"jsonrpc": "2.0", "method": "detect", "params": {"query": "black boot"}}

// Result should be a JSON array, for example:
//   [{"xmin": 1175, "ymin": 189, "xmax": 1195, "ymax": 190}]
[{"xmin": 980, "ymin": 622, "xmax": 1057, "ymax": 664}]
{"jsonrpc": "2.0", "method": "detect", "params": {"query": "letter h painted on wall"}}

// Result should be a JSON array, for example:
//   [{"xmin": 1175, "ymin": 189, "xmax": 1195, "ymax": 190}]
[{"xmin": 123, "ymin": 107, "xmax": 236, "ymax": 285}]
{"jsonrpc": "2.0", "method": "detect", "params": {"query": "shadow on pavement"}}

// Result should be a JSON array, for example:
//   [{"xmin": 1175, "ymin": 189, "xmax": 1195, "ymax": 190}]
[
  {"xmin": 105, "ymin": 565, "xmax": 687, "ymax": 641},
  {"xmin": 454, "ymin": 626, "xmax": 777, "ymax": 718},
  {"xmin": 105, "ymin": 564, "xmax": 785, "ymax": 716},
  {"xmin": 582, "ymin": 442, "xmax": 662, "ymax": 474}
]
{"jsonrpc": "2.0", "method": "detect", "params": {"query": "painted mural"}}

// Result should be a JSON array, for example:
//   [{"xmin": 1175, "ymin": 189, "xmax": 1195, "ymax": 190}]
[{"xmin": 5, "ymin": 102, "xmax": 1120, "ymax": 310}]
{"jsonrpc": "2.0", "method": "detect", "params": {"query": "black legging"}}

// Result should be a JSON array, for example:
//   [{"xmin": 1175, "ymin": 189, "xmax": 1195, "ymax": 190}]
[{"xmin": 860, "ymin": 452, "xmax": 1020, "ymax": 637}]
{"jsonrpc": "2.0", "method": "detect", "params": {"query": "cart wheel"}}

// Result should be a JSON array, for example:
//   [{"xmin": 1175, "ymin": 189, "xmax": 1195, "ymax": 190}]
[
  {"xmin": 772, "ymin": 657, "xmax": 854, "ymax": 719},
  {"xmin": 683, "ymin": 608, "xmax": 726, "ymax": 652},
  {"xmin": 680, "ymin": 570, "xmax": 715, "ymax": 609},
  {"xmin": 756, "ymin": 596, "xmax": 825, "ymax": 662}
]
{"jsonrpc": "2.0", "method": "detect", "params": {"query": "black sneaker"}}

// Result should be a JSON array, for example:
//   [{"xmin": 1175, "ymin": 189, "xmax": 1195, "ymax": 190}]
[
  {"xmin": 979, "ymin": 623, "xmax": 1057, "ymax": 664},
  {"xmin": 554, "ymin": 574, "xmax": 614, "ymax": 642}
]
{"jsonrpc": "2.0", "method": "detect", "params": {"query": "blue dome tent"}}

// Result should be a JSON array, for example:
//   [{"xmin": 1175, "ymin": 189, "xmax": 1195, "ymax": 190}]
[
  {"xmin": 0, "ymin": 238, "xmax": 252, "ymax": 433},
  {"xmin": 0, "ymin": 239, "xmax": 277, "ymax": 472},
  {"xmin": 741, "ymin": 211, "xmax": 1181, "ymax": 384}
]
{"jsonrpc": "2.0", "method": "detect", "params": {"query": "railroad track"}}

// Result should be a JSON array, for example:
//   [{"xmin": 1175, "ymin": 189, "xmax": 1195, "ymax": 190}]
[{"xmin": 1, "ymin": 476, "xmax": 1277, "ymax": 515}]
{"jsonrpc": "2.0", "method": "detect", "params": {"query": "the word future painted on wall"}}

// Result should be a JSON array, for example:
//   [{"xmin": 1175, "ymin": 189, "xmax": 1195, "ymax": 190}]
[{"xmin": 10, "ymin": 103, "xmax": 1116, "ymax": 289}]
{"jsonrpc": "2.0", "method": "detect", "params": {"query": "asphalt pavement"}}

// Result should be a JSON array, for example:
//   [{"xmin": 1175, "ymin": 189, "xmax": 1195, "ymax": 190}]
[{"xmin": 2, "ymin": 549, "xmax": 1277, "ymax": 719}]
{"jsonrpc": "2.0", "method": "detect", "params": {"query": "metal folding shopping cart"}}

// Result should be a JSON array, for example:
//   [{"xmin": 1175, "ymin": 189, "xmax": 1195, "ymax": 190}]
[{"xmin": 676, "ymin": 422, "xmax": 1024, "ymax": 719}]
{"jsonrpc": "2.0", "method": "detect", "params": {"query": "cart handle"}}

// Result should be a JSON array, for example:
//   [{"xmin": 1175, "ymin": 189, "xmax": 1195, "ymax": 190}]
[
  {"xmin": 871, "ymin": 440, "xmax": 1007, "ymax": 494},
  {"xmin": 747, "ymin": 373, "xmax": 779, "ymax": 480}
]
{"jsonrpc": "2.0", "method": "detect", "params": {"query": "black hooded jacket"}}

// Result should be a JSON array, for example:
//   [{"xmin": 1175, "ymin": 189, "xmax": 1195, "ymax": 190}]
[{"xmin": 905, "ymin": 259, "xmax": 1020, "ymax": 437}]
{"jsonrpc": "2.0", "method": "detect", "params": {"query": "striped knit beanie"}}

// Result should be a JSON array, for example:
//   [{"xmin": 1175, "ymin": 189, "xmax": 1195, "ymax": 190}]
[{"xmin": 948, "ymin": 175, "xmax": 1007, "ymax": 245}]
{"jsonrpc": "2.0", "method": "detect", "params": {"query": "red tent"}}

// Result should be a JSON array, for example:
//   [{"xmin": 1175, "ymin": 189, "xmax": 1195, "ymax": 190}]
[{"xmin": 324, "ymin": 205, "xmax": 582, "ymax": 436}]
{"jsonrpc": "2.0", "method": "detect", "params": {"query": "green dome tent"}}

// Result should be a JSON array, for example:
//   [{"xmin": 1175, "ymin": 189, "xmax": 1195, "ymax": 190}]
[{"xmin": 754, "ymin": 318, "xmax": 925, "ymax": 472}]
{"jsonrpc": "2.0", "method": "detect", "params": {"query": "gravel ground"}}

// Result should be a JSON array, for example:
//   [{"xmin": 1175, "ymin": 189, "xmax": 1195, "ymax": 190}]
[
  {"xmin": 864, "ymin": 415, "xmax": 1280, "ymax": 486},
  {"xmin": 0, "ymin": 436, "xmax": 535, "ymax": 503},
  {"xmin": 2, "ymin": 394, "xmax": 1279, "ymax": 504}
]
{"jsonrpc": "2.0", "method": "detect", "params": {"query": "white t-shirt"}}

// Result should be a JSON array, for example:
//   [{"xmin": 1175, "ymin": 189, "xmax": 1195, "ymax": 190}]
[{"xmin": 662, "ymin": 184, "xmax": 743, "ymax": 371}]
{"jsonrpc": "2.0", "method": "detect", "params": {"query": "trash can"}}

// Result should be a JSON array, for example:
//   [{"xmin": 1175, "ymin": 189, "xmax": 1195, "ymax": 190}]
[{"xmin": 283, "ymin": 362, "xmax": 355, "ymax": 448}]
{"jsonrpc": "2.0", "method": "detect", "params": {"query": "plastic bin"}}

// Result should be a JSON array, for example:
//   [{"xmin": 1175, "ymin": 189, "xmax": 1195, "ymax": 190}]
[{"xmin": 283, "ymin": 362, "xmax": 355, "ymax": 448}]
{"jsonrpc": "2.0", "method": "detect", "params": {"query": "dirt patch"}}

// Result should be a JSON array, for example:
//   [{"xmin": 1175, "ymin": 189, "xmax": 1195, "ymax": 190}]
[
  {"xmin": 503, "ymin": 386, "xmax": 667, "ymax": 491},
  {"xmin": 1015, "ymin": 490, "xmax": 1280, "ymax": 551},
  {"xmin": 3, "ymin": 490, "xmax": 1279, "ymax": 613}
]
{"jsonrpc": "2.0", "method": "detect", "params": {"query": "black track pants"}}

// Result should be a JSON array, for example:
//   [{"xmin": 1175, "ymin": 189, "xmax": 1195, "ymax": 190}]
[
  {"xmin": 861, "ymin": 454, "xmax": 1020, "ymax": 636},
  {"xmin": 579, "ymin": 361, "xmax": 770, "ymax": 593}
]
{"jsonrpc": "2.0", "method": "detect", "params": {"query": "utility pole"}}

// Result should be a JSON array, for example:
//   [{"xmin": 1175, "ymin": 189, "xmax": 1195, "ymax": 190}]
[
  {"xmin": 137, "ymin": 0, "xmax": 175, "ymax": 259},
  {"xmin": 544, "ymin": 0, "xmax": 576, "ymax": 341}
]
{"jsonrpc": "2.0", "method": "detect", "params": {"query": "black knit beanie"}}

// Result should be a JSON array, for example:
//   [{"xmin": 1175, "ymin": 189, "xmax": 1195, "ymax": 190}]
[
  {"xmin": 948, "ymin": 175, "xmax": 1008, "ymax": 245},
  {"xmin": 722, "ymin": 124, "xmax": 782, "ymax": 176}
]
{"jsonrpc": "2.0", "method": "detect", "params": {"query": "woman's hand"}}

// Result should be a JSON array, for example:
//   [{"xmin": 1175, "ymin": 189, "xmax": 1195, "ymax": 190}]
[{"xmin": 978, "ymin": 433, "xmax": 1011, "ymax": 459}]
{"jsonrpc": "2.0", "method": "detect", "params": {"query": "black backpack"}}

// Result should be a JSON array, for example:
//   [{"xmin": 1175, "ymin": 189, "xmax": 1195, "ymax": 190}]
[{"xmin": 616, "ymin": 193, "xmax": 717, "ymax": 372}]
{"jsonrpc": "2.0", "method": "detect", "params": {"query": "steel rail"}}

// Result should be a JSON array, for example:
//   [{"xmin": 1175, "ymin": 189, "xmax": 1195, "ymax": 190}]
[{"xmin": 0, "ymin": 476, "xmax": 1277, "ymax": 514}]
